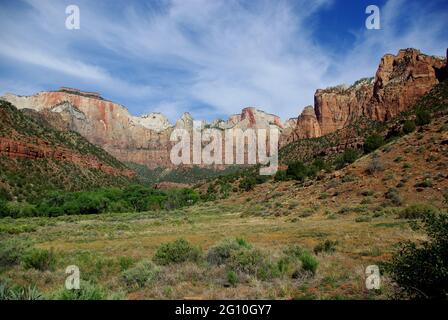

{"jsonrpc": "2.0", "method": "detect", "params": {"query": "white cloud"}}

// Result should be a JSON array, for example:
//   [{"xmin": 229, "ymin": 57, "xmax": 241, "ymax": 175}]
[{"xmin": 0, "ymin": 0, "xmax": 446, "ymax": 122}]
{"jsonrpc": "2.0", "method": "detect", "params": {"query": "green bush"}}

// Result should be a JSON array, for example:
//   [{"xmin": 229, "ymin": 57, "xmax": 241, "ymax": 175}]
[
  {"xmin": 364, "ymin": 134, "xmax": 385, "ymax": 153},
  {"xmin": 153, "ymin": 239, "xmax": 202, "ymax": 265},
  {"xmin": 206, "ymin": 238, "xmax": 251, "ymax": 266},
  {"xmin": 334, "ymin": 149, "xmax": 358, "ymax": 169},
  {"xmin": 299, "ymin": 251, "xmax": 319, "ymax": 275},
  {"xmin": 274, "ymin": 170, "xmax": 288, "ymax": 182},
  {"xmin": 286, "ymin": 161, "xmax": 308, "ymax": 181},
  {"xmin": 385, "ymin": 212, "xmax": 448, "ymax": 299},
  {"xmin": 239, "ymin": 176, "xmax": 257, "ymax": 191},
  {"xmin": 385, "ymin": 188, "xmax": 402, "ymax": 206},
  {"xmin": 314, "ymin": 240, "xmax": 338, "ymax": 255},
  {"xmin": 4, "ymin": 202, "xmax": 37, "ymax": 218},
  {"xmin": 0, "ymin": 199, "xmax": 9, "ymax": 217},
  {"xmin": 0, "ymin": 239, "xmax": 29, "ymax": 268},
  {"xmin": 122, "ymin": 260, "xmax": 160, "ymax": 288},
  {"xmin": 228, "ymin": 247, "xmax": 278, "ymax": 280},
  {"xmin": 49, "ymin": 281, "xmax": 106, "ymax": 300},
  {"xmin": 22, "ymin": 248, "xmax": 56, "ymax": 271},
  {"xmin": 227, "ymin": 270, "xmax": 239, "ymax": 287},
  {"xmin": 415, "ymin": 109, "xmax": 431, "ymax": 126},
  {"xmin": 398, "ymin": 204, "xmax": 439, "ymax": 219},
  {"xmin": 228, "ymin": 248, "xmax": 265, "ymax": 274},
  {"xmin": 403, "ymin": 120, "xmax": 416, "ymax": 134}
]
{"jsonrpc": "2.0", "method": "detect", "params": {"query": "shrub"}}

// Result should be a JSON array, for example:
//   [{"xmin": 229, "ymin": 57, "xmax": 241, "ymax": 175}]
[
  {"xmin": 4, "ymin": 202, "xmax": 37, "ymax": 218},
  {"xmin": 403, "ymin": 120, "xmax": 416, "ymax": 134},
  {"xmin": 227, "ymin": 270, "xmax": 239, "ymax": 287},
  {"xmin": 299, "ymin": 251, "xmax": 319, "ymax": 275},
  {"xmin": 0, "ymin": 239, "xmax": 29, "ymax": 267},
  {"xmin": 49, "ymin": 280, "xmax": 106, "ymax": 300},
  {"xmin": 283, "ymin": 245, "xmax": 304, "ymax": 259},
  {"xmin": 122, "ymin": 260, "xmax": 160, "ymax": 288},
  {"xmin": 153, "ymin": 239, "xmax": 202, "ymax": 265},
  {"xmin": 274, "ymin": 170, "xmax": 288, "ymax": 182},
  {"xmin": 385, "ymin": 212, "xmax": 448, "ymax": 299},
  {"xmin": 206, "ymin": 238, "xmax": 251, "ymax": 266},
  {"xmin": 385, "ymin": 188, "xmax": 402, "ymax": 206},
  {"xmin": 239, "ymin": 176, "xmax": 257, "ymax": 191},
  {"xmin": 314, "ymin": 240, "xmax": 338, "ymax": 255},
  {"xmin": 415, "ymin": 109, "xmax": 431, "ymax": 126},
  {"xmin": 0, "ymin": 199, "xmax": 9, "ymax": 217},
  {"xmin": 366, "ymin": 157, "xmax": 384, "ymax": 175},
  {"xmin": 415, "ymin": 178, "xmax": 433, "ymax": 188},
  {"xmin": 228, "ymin": 248, "xmax": 265, "ymax": 275},
  {"xmin": 227, "ymin": 247, "xmax": 278, "ymax": 280},
  {"xmin": 398, "ymin": 204, "xmax": 439, "ymax": 219},
  {"xmin": 286, "ymin": 161, "xmax": 308, "ymax": 181},
  {"xmin": 22, "ymin": 248, "xmax": 56, "ymax": 271},
  {"xmin": 364, "ymin": 134, "xmax": 385, "ymax": 153},
  {"xmin": 334, "ymin": 149, "xmax": 358, "ymax": 169},
  {"xmin": 355, "ymin": 216, "xmax": 372, "ymax": 223}
]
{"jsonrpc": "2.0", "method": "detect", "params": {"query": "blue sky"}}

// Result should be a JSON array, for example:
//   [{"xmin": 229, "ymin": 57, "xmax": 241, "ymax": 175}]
[{"xmin": 0, "ymin": 0, "xmax": 447, "ymax": 122}]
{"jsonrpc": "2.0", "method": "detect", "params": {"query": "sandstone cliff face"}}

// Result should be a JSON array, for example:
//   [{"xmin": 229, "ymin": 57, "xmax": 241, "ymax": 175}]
[
  {"xmin": 293, "ymin": 106, "xmax": 322, "ymax": 139},
  {"xmin": 2, "ymin": 89, "xmax": 286, "ymax": 169},
  {"xmin": 314, "ymin": 48, "xmax": 446, "ymax": 135}
]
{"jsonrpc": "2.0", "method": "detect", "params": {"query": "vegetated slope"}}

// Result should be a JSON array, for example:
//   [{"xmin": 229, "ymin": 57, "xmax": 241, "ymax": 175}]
[
  {"xmin": 0, "ymin": 100, "xmax": 136, "ymax": 202},
  {"xmin": 219, "ymin": 81, "xmax": 448, "ymax": 217},
  {"xmin": 127, "ymin": 162, "xmax": 244, "ymax": 186}
]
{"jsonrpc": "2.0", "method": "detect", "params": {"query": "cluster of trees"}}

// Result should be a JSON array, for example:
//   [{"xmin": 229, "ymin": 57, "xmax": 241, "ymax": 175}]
[{"xmin": 0, "ymin": 185, "xmax": 200, "ymax": 218}]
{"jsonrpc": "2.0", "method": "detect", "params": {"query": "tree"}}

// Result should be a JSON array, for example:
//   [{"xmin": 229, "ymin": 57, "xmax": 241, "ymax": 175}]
[
  {"xmin": 386, "ymin": 212, "xmax": 448, "ymax": 299},
  {"xmin": 403, "ymin": 120, "xmax": 416, "ymax": 134},
  {"xmin": 0, "ymin": 199, "xmax": 9, "ymax": 217},
  {"xmin": 286, "ymin": 161, "xmax": 308, "ymax": 181},
  {"xmin": 364, "ymin": 134, "xmax": 385, "ymax": 153},
  {"xmin": 415, "ymin": 108, "xmax": 431, "ymax": 126}
]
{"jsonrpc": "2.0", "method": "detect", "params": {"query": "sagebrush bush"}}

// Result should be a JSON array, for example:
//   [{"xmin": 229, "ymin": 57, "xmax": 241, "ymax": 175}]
[
  {"xmin": 314, "ymin": 240, "xmax": 338, "ymax": 255},
  {"xmin": 386, "ymin": 212, "xmax": 448, "ymax": 299},
  {"xmin": 366, "ymin": 157, "xmax": 384, "ymax": 175},
  {"xmin": 22, "ymin": 248, "xmax": 56, "ymax": 271},
  {"xmin": 153, "ymin": 239, "xmax": 202, "ymax": 265},
  {"xmin": 398, "ymin": 204, "xmax": 439, "ymax": 219},
  {"xmin": 206, "ymin": 238, "xmax": 251, "ymax": 266},
  {"xmin": 122, "ymin": 260, "xmax": 160, "ymax": 288},
  {"xmin": 385, "ymin": 188, "xmax": 402, "ymax": 206},
  {"xmin": 0, "ymin": 239, "xmax": 29, "ymax": 267},
  {"xmin": 227, "ymin": 247, "xmax": 279, "ymax": 280}
]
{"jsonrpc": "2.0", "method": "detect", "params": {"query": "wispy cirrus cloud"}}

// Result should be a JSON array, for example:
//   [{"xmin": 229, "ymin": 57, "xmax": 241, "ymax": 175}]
[{"xmin": 0, "ymin": 0, "xmax": 446, "ymax": 122}]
